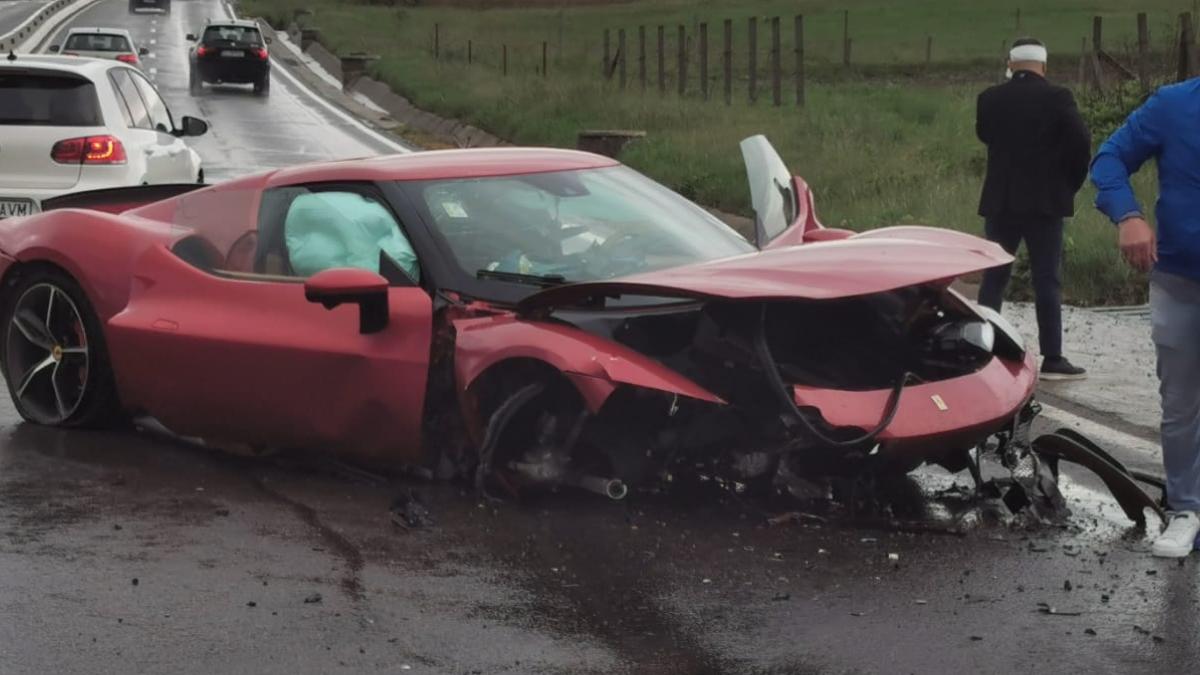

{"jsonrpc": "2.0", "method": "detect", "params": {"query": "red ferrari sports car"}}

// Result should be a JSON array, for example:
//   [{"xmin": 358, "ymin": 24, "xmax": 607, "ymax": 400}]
[{"xmin": 0, "ymin": 136, "xmax": 1045, "ymax": 501}]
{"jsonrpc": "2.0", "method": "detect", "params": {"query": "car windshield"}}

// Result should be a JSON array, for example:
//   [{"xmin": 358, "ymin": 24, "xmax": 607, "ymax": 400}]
[
  {"xmin": 202, "ymin": 26, "xmax": 262, "ymax": 45},
  {"xmin": 65, "ymin": 33, "xmax": 131, "ymax": 52},
  {"xmin": 0, "ymin": 73, "xmax": 101, "ymax": 126},
  {"xmin": 401, "ymin": 165, "xmax": 755, "ymax": 284}
]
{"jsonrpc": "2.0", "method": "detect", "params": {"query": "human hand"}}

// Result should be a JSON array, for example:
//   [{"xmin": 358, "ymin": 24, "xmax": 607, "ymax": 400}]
[{"xmin": 1118, "ymin": 217, "xmax": 1157, "ymax": 272}]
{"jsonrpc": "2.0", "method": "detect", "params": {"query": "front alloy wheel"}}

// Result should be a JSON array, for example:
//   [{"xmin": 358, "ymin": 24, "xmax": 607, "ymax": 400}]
[
  {"xmin": 6, "ymin": 283, "xmax": 90, "ymax": 424},
  {"xmin": 2, "ymin": 271, "xmax": 120, "ymax": 428}
]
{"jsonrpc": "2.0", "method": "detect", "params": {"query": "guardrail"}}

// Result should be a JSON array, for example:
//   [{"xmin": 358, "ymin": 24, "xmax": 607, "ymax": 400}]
[{"xmin": 0, "ymin": 0, "xmax": 75, "ymax": 52}]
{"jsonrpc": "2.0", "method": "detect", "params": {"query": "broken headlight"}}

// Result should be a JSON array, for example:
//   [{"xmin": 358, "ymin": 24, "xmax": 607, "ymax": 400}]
[
  {"xmin": 974, "ymin": 305, "xmax": 1026, "ymax": 360},
  {"xmin": 927, "ymin": 319, "xmax": 995, "ymax": 358}
]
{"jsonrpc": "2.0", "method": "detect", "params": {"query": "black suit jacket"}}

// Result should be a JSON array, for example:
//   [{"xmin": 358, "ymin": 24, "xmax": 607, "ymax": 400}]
[{"xmin": 976, "ymin": 70, "xmax": 1092, "ymax": 218}]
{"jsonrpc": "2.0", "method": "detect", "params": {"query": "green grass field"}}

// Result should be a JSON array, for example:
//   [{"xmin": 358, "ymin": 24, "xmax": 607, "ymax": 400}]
[{"xmin": 243, "ymin": 0, "xmax": 1184, "ymax": 304}]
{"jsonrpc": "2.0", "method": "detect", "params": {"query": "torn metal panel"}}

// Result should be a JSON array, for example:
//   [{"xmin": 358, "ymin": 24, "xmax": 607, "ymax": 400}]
[
  {"xmin": 451, "ymin": 314, "xmax": 725, "ymax": 411},
  {"xmin": 1032, "ymin": 431, "xmax": 1165, "ymax": 526}
]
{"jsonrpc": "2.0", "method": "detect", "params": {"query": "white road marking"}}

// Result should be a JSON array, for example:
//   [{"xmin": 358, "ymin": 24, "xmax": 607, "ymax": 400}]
[
  {"xmin": 149, "ymin": 67, "xmax": 157, "ymax": 75},
  {"xmin": 150, "ymin": 38, "xmax": 156, "ymax": 45},
  {"xmin": 1040, "ymin": 401, "xmax": 1160, "ymax": 461},
  {"xmin": 217, "ymin": 7, "xmax": 410, "ymax": 154}
]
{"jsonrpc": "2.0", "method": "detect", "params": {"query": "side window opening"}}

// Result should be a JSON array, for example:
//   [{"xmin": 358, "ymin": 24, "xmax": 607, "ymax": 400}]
[
  {"xmin": 256, "ymin": 185, "xmax": 421, "ymax": 285},
  {"xmin": 108, "ymin": 69, "xmax": 150, "ymax": 130},
  {"xmin": 129, "ymin": 71, "xmax": 174, "ymax": 133}
]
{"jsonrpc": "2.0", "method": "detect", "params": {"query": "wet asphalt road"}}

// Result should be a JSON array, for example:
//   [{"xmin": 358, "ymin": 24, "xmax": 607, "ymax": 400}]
[
  {"xmin": 0, "ymin": 1, "xmax": 1196, "ymax": 673},
  {"xmin": 0, "ymin": 0, "xmax": 48, "ymax": 36}
]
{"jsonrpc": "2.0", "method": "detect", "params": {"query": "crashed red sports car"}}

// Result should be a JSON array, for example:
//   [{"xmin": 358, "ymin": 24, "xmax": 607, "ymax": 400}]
[{"xmin": 0, "ymin": 136, "xmax": 1054, "ymax": 504}]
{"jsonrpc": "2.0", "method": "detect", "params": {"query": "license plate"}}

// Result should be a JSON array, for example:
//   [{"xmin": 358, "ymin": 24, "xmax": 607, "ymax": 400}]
[
  {"xmin": 221, "ymin": 50, "xmax": 244, "ymax": 58},
  {"xmin": 0, "ymin": 199, "xmax": 36, "ymax": 219}
]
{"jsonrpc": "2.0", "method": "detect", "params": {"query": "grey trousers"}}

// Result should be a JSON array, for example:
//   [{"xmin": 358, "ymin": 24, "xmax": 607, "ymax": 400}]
[{"xmin": 1151, "ymin": 271, "xmax": 1200, "ymax": 512}]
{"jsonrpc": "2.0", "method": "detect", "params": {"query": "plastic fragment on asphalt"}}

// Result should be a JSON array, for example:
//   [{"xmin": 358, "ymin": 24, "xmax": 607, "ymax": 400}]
[{"xmin": 887, "ymin": 553, "xmax": 899, "ymax": 561}]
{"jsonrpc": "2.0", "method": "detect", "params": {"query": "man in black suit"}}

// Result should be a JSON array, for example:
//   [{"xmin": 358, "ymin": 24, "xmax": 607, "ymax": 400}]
[{"xmin": 976, "ymin": 37, "xmax": 1092, "ymax": 380}]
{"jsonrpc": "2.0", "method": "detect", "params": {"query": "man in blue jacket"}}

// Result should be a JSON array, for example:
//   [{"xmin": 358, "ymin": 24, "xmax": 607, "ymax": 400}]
[{"xmin": 1092, "ymin": 81, "xmax": 1200, "ymax": 557}]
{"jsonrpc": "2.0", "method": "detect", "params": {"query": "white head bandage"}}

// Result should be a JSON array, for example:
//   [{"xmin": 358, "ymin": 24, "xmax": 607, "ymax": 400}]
[
  {"xmin": 1009, "ymin": 44, "xmax": 1047, "ymax": 63},
  {"xmin": 1006, "ymin": 43, "xmax": 1047, "ymax": 78}
]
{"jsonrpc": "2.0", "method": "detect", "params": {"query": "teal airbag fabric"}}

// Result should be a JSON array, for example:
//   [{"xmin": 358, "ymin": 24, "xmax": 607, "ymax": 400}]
[{"xmin": 284, "ymin": 192, "xmax": 419, "ymax": 281}]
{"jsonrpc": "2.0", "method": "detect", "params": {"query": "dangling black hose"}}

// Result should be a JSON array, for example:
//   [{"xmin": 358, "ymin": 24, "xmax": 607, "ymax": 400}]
[{"xmin": 754, "ymin": 303, "xmax": 910, "ymax": 448}]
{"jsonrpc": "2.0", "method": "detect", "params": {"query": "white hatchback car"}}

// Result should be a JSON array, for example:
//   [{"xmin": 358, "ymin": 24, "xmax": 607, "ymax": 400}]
[
  {"xmin": 0, "ymin": 54, "xmax": 207, "ymax": 219},
  {"xmin": 50, "ymin": 28, "xmax": 150, "ymax": 70}
]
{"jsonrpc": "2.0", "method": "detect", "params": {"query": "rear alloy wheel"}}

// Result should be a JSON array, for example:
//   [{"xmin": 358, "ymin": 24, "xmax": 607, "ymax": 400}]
[{"xmin": 1, "ymin": 270, "xmax": 120, "ymax": 428}]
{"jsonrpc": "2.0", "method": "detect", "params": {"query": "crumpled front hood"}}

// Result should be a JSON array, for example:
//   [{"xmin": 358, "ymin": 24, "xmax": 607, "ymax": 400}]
[{"xmin": 518, "ymin": 226, "xmax": 1011, "ymax": 312}]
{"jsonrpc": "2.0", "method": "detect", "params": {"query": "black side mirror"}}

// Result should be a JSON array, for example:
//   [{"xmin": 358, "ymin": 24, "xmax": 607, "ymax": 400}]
[
  {"xmin": 185, "ymin": 33, "xmax": 197, "ymax": 41},
  {"xmin": 174, "ymin": 115, "xmax": 209, "ymax": 137},
  {"xmin": 138, "ymin": 46, "xmax": 149, "ymax": 55},
  {"xmin": 304, "ymin": 268, "xmax": 390, "ymax": 334},
  {"xmin": 48, "ymin": 45, "xmax": 60, "ymax": 53}
]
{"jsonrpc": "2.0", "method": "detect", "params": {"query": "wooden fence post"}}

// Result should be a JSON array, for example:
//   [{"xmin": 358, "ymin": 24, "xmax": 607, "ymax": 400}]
[
  {"xmin": 1137, "ymin": 12, "xmax": 1149, "ymax": 90},
  {"xmin": 771, "ymin": 16, "xmax": 781, "ymax": 106},
  {"xmin": 842, "ymin": 10, "xmax": 850, "ymax": 66},
  {"xmin": 543, "ymin": 41, "xmax": 548, "ymax": 78},
  {"xmin": 618, "ymin": 29, "xmax": 626, "ymax": 88},
  {"xmin": 434, "ymin": 23, "xmax": 440, "ymax": 59},
  {"xmin": 657, "ymin": 25, "xmax": 666, "ymax": 94},
  {"xmin": 502, "ymin": 44, "xmax": 508, "ymax": 76},
  {"xmin": 467, "ymin": 40, "xmax": 472, "ymax": 65},
  {"xmin": 639, "ymin": 25, "xmax": 647, "ymax": 90},
  {"xmin": 794, "ymin": 14, "xmax": 804, "ymax": 107},
  {"xmin": 603, "ymin": 29, "xmax": 611, "ymax": 78},
  {"xmin": 678, "ymin": 25, "xmax": 687, "ymax": 95},
  {"xmin": 1077, "ymin": 37, "xmax": 1087, "ymax": 85},
  {"xmin": 748, "ymin": 17, "xmax": 757, "ymax": 103},
  {"xmin": 1180, "ymin": 12, "xmax": 1195, "ymax": 81},
  {"xmin": 700, "ymin": 22, "xmax": 709, "ymax": 100},
  {"xmin": 1092, "ymin": 16, "xmax": 1102, "ymax": 54},
  {"xmin": 723, "ymin": 19, "xmax": 732, "ymax": 105}
]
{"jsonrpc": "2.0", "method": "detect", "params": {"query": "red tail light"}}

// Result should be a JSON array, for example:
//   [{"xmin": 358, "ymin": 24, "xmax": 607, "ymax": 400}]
[
  {"xmin": 254, "ymin": 47, "xmax": 268, "ymax": 60},
  {"xmin": 116, "ymin": 53, "xmax": 139, "ymax": 65},
  {"xmin": 196, "ymin": 45, "xmax": 209, "ymax": 57},
  {"xmin": 51, "ymin": 136, "xmax": 128, "ymax": 165}
]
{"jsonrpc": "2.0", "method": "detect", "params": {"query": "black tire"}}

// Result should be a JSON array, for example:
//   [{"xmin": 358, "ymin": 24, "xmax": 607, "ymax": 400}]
[
  {"xmin": 254, "ymin": 74, "xmax": 270, "ymax": 96},
  {"xmin": 0, "ymin": 267, "xmax": 123, "ymax": 428}
]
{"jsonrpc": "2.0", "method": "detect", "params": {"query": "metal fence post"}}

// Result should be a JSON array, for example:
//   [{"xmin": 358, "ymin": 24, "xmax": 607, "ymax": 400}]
[
  {"xmin": 748, "ymin": 16, "xmax": 757, "ymax": 103},
  {"xmin": 794, "ymin": 14, "xmax": 804, "ymax": 107}
]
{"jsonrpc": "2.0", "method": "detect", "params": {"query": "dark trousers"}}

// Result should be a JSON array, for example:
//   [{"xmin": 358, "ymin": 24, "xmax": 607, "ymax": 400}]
[{"xmin": 977, "ymin": 214, "xmax": 1064, "ymax": 359}]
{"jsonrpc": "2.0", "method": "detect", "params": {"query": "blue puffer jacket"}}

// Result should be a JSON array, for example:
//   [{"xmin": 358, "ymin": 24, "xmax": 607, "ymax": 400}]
[{"xmin": 1092, "ymin": 79, "xmax": 1200, "ymax": 283}]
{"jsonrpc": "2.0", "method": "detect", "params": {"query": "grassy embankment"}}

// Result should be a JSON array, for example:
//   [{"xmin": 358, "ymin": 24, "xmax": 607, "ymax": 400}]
[{"xmin": 244, "ymin": 0, "xmax": 1187, "ymax": 305}]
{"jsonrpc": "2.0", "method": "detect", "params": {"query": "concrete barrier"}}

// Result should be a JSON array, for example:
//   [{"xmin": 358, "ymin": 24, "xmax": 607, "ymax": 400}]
[{"xmin": 0, "ymin": 0, "xmax": 73, "ymax": 52}]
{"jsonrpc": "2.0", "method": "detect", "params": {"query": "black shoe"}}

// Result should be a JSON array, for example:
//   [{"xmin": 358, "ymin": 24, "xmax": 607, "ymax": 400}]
[{"xmin": 1040, "ymin": 356, "xmax": 1087, "ymax": 381}]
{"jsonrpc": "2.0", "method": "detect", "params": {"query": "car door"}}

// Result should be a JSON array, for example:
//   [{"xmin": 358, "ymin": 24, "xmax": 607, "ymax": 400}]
[
  {"xmin": 126, "ymin": 70, "xmax": 195, "ymax": 181},
  {"xmin": 105, "ymin": 183, "xmax": 433, "ymax": 463}
]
